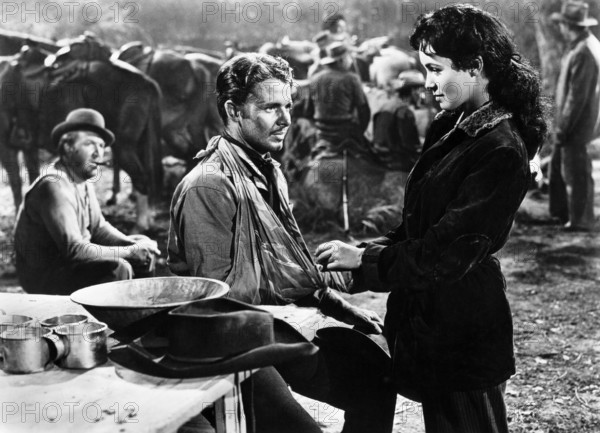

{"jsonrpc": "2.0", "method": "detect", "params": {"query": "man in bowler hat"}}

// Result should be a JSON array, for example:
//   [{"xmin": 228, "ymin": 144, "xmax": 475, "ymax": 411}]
[
  {"xmin": 14, "ymin": 108, "xmax": 160, "ymax": 295},
  {"xmin": 550, "ymin": 0, "xmax": 599, "ymax": 231}
]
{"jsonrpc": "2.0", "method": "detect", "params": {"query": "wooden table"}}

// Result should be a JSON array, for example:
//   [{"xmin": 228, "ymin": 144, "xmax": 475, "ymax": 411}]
[{"xmin": 0, "ymin": 293, "xmax": 334, "ymax": 433}]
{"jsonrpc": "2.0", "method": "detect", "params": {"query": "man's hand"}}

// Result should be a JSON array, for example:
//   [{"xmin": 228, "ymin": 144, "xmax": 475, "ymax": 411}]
[
  {"xmin": 315, "ymin": 240, "xmax": 364, "ymax": 271},
  {"xmin": 128, "ymin": 234, "xmax": 161, "ymax": 256},
  {"xmin": 317, "ymin": 288, "xmax": 384, "ymax": 335},
  {"xmin": 344, "ymin": 306, "xmax": 384, "ymax": 335},
  {"xmin": 126, "ymin": 235, "xmax": 161, "ymax": 266}
]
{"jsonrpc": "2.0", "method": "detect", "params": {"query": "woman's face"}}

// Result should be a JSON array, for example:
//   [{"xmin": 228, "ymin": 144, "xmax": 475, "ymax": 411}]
[{"xmin": 419, "ymin": 50, "xmax": 476, "ymax": 112}]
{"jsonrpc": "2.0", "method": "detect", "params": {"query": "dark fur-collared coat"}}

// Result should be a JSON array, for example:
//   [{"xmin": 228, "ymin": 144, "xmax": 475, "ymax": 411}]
[{"xmin": 352, "ymin": 103, "xmax": 531, "ymax": 398}]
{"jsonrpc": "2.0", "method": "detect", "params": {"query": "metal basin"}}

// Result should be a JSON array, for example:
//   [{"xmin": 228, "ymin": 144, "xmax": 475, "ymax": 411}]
[{"xmin": 70, "ymin": 277, "xmax": 229, "ymax": 331}]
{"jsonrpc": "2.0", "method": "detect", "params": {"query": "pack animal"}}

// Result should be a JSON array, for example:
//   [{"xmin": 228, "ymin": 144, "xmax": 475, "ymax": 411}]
[
  {"xmin": 0, "ymin": 38, "xmax": 162, "ymax": 231},
  {"xmin": 115, "ymin": 42, "xmax": 223, "ymax": 168}
]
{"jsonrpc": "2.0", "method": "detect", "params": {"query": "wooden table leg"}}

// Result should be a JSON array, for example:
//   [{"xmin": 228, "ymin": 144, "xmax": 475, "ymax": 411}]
[{"xmin": 214, "ymin": 371, "xmax": 250, "ymax": 433}]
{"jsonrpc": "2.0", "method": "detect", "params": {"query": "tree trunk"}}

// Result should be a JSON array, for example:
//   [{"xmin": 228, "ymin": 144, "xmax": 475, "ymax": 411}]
[{"xmin": 535, "ymin": 0, "xmax": 565, "ymax": 97}]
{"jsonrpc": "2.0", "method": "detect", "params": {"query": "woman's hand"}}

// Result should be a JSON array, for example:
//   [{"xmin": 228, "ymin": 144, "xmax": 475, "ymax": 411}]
[{"xmin": 315, "ymin": 240, "xmax": 364, "ymax": 271}]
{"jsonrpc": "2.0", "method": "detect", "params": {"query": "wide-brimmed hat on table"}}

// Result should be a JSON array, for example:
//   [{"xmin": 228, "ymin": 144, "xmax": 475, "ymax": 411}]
[
  {"xmin": 392, "ymin": 69, "xmax": 426, "ymax": 90},
  {"xmin": 109, "ymin": 298, "xmax": 318, "ymax": 378},
  {"xmin": 320, "ymin": 42, "xmax": 351, "ymax": 65},
  {"xmin": 51, "ymin": 108, "xmax": 115, "ymax": 148},
  {"xmin": 551, "ymin": 1, "xmax": 598, "ymax": 27}
]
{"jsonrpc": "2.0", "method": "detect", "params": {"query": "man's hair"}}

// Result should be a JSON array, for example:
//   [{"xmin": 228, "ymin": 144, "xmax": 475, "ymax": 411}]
[
  {"xmin": 57, "ymin": 131, "xmax": 81, "ymax": 157},
  {"xmin": 216, "ymin": 53, "xmax": 293, "ymax": 124}
]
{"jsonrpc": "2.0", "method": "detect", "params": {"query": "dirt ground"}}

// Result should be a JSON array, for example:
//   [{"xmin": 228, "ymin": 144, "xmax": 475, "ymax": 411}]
[{"xmin": 0, "ymin": 149, "xmax": 599, "ymax": 433}]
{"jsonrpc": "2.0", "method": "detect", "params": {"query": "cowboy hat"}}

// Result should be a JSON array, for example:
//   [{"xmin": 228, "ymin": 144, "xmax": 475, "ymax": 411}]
[
  {"xmin": 392, "ymin": 69, "xmax": 426, "ymax": 91},
  {"xmin": 109, "ymin": 298, "xmax": 318, "ymax": 378},
  {"xmin": 551, "ymin": 1, "xmax": 598, "ymax": 27},
  {"xmin": 320, "ymin": 42, "xmax": 351, "ymax": 65},
  {"xmin": 51, "ymin": 108, "xmax": 115, "ymax": 148}
]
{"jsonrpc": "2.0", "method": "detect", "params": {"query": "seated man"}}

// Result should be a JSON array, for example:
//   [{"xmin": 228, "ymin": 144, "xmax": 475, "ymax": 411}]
[
  {"xmin": 14, "ymin": 108, "xmax": 160, "ymax": 295},
  {"xmin": 371, "ymin": 69, "xmax": 425, "ymax": 175},
  {"xmin": 168, "ymin": 53, "xmax": 396, "ymax": 433}
]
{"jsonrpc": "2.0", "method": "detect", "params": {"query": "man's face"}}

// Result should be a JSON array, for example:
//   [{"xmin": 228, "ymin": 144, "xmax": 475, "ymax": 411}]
[
  {"xmin": 559, "ymin": 22, "xmax": 571, "ymax": 40},
  {"xmin": 558, "ymin": 22, "xmax": 581, "ymax": 42},
  {"xmin": 63, "ymin": 131, "xmax": 106, "ymax": 181},
  {"xmin": 237, "ymin": 79, "xmax": 292, "ymax": 155}
]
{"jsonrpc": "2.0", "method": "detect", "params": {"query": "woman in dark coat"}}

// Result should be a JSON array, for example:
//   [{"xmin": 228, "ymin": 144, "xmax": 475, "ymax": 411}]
[{"xmin": 316, "ymin": 4, "xmax": 548, "ymax": 432}]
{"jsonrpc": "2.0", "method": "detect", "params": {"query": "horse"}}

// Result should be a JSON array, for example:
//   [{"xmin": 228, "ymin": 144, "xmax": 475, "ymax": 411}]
[
  {"xmin": 0, "ymin": 37, "xmax": 162, "ymax": 232},
  {"xmin": 0, "ymin": 28, "xmax": 58, "ymax": 56},
  {"xmin": 0, "ymin": 45, "xmax": 59, "ymax": 208},
  {"xmin": 115, "ymin": 42, "xmax": 223, "ymax": 168}
]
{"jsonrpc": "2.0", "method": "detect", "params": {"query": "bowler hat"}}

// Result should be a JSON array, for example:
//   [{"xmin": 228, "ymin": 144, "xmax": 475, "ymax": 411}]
[
  {"xmin": 551, "ymin": 1, "xmax": 598, "ymax": 27},
  {"xmin": 109, "ymin": 298, "xmax": 318, "ymax": 378},
  {"xmin": 392, "ymin": 69, "xmax": 425, "ymax": 90},
  {"xmin": 51, "ymin": 108, "xmax": 115, "ymax": 148},
  {"xmin": 320, "ymin": 42, "xmax": 351, "ymax": 65}
]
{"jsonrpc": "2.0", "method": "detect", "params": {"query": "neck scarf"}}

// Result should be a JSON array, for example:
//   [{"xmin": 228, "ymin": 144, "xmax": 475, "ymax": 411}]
[{"xmin": 222, "ymin": 132, "xmax": 282, "ymax": 216}]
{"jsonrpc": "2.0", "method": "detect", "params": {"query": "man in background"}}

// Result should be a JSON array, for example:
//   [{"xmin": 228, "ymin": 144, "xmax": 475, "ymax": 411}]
[
  {"xmin": 549, "ymin": 0, "xmax": 599, "ymax": 231},
  {"xmin": 371, "ymin": 69, "xmax": 425, "ymax": 177},
  {"xmin": 306, "ymin": 42, "xmax": 371, "ymax": 159},
  {"xmin": 14, "ymin": 108, "xmax": 159, "ymax": 295}
]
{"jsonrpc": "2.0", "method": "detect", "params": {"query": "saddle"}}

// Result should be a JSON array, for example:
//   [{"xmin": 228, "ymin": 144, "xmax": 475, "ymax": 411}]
[
  {"xmin": 46, "ymin": 33, "xmax": 146, "ymax": 84},
  {"xmin": 53, "ymin": 32, "xmax": 112, "ymax": 64},
  {"xmin": 43, "ymin": 33, "xmax": 112, "ymax": 84},
  {"xmin": 13, "ymin": 45, "xmax": 51, "ymax": 77},
  {"xmin": 114, "ymin": 41, "xmax": 155, "ymax": 74}
]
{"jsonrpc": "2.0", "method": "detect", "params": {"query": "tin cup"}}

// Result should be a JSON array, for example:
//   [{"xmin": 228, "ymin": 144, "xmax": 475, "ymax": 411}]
[
  {"xmin": 0, "ymin": 326, "xmax": 65, "ymax": 374},
  {"xmin": 0, "ymin": 315, "xmax": 34, "ymax": 359},
  {"xmin": 40, "ymin": 314, "xmax": 88, "ymax": 329},
  {"xmin": 54, "ymin": 322, "xmax": 108, "ymax": 369},
  {"xmin": 0, "ymin": 314, "xmax": 33, "ymax": 336}
]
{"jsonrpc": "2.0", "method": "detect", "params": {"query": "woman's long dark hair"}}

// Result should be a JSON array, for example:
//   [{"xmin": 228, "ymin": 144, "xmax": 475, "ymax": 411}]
[{"xmin": 409, "ymin": 4, "xmax": 548, "ymax": 159}]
